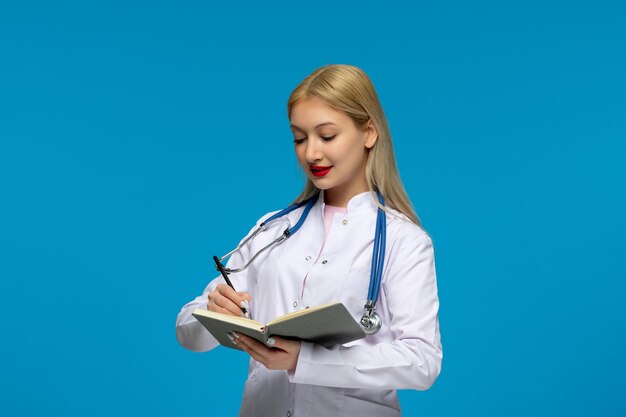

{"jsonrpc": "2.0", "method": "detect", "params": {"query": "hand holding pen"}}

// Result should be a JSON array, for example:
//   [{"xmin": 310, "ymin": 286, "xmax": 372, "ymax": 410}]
[{"xmin": 208, "ymin": 256, "xmax": 251, "ymax": 318}]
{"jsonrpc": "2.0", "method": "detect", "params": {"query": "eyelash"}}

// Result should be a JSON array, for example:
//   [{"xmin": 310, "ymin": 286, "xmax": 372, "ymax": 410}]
[{"xmin": 293, "ymin": 135, "xmax": 336, "ymax": 144}]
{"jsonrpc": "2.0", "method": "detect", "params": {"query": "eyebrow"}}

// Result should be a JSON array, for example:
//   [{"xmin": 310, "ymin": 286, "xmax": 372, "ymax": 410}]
[{"xmin": 290, "ymin": 122, "xmax": 337, "ymax": 131}]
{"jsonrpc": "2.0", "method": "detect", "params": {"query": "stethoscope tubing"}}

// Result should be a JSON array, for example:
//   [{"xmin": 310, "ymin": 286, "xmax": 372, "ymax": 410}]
[
  {"xmin": 368, "ymin": 192, "xmax": 386, "ymax": 302},
  {"xmin": 215, "ymin": 190, "xmax": 387, "ymax": 334},
  {"xmin": 220, "ymin": 195, "xmax": 318, "ymax": 273}
]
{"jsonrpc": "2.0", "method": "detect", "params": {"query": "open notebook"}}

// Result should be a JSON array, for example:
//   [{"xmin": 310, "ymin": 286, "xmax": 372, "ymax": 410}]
[{"xmin": 192, "ymin": 302, "xmax": 366, "ymax": 351}]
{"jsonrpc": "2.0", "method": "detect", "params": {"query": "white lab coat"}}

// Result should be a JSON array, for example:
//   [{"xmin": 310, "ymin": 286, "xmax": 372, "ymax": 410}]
[{"xmin": 176, "ymin": 189, "xmax": 443, "ymax": 417}]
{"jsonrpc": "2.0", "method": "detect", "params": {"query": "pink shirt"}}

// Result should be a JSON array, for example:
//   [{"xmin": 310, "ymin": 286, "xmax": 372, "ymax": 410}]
[
  {"xmin": 321, "ymin": 204, "xmax": 347, "ymax": 254},
  {"xmin": 299, "ymin": 204, "xmax": 347, "ymax": 298}
]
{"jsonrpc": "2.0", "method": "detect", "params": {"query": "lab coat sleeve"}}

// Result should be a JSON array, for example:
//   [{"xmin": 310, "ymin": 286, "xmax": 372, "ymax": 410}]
[
  {"xmin": 175, "ymin": 213, "xmax": 274, "ymax": 352},
  {"xmin": 175, "ymin": 274, "xmax": 226, "ymax": 352},
  {"xmin": 287, "ymin": 233, "xmax": 443, "ymax": 390}
]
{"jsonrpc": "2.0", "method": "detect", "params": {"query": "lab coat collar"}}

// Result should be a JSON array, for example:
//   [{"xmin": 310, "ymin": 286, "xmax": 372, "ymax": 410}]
[
  {"xmin": 281, "ymin": 189, "xmax": 380, "ymax": 230},
  {"xmin": 316, "ymin": 188, "xmax": 379, "ymax": 214}
]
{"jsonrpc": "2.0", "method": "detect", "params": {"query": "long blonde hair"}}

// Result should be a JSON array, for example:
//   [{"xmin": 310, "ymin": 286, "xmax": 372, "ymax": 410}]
[{"xmin": 287, "ymin": 64, "xmax": 425, "ymax": 230}]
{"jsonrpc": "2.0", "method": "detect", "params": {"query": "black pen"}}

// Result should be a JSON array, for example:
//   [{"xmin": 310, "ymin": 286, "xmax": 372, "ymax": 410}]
[{"xmin": 213, "ymin": 256, "xmax": 250, "ymax": 318}]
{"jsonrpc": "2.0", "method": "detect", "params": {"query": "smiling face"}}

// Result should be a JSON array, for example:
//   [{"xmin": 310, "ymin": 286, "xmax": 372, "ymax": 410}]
[{"xmin": 290, "ymin": 96, "xmax": 378, "ymax": 207}]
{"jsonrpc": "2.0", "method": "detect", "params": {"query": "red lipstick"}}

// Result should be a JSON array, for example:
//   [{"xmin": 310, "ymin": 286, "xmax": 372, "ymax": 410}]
[{"xmin": 310, "ymin": 165, "xmax": 333, "ymax": 177}]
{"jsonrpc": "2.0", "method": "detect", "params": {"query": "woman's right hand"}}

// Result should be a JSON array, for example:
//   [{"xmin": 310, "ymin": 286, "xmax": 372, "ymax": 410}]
[{"xmin": 207, "ymin": 283, "xmax": 251, "ymax": 317}]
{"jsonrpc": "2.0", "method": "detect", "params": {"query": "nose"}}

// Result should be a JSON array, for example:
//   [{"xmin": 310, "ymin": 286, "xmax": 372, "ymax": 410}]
[{"xmin": 304, "ymin": 137, "xmax": 323, "ymax": 164}]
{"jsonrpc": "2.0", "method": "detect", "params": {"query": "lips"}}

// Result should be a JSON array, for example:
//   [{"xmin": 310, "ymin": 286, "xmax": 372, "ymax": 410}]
[{"xmin": 310, "ymin": 165, "xmax": 333, "ymax": 177}]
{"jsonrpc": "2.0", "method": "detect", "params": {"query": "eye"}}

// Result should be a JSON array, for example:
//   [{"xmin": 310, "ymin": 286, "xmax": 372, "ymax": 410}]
[
  {"xmin": 321, "ymin": 135, "xmax": 336, "ymax": 141},
  {"xmin": 293, "ymin": 138, "xmax": 306, "ymax": 144}
]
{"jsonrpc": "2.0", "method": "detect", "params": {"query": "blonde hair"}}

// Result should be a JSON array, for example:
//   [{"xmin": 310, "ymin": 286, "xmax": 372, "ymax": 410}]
[{"xmin": 287, "ymin": 64, "xmax": 425, "ymax": 230}]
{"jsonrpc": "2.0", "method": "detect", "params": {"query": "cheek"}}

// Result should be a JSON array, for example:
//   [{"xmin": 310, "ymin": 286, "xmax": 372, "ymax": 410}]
[{"xmin": 333, "ymin": 143, "xmax": 363, "ymax": 168}]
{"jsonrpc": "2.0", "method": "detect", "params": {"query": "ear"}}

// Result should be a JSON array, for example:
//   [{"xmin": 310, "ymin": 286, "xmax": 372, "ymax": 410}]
[{"xmin": 364, "ymin": 120, "xmax": 378, "ymax": 149}]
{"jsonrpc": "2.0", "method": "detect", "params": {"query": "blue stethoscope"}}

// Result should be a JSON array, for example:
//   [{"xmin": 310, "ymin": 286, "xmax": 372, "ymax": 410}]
[{"xmin": 214, "ymin": 190, "xmax": 386, "ymax": 335}]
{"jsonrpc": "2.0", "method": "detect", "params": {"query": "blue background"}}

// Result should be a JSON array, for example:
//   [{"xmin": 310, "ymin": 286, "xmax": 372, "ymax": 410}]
[{"xmin": 1, "ymin": 1, "xmax": 625, "ymax": 416}]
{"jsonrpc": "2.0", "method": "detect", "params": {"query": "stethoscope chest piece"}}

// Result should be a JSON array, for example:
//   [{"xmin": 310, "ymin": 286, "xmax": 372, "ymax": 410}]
[
  {"xmin": 360, "ymin": 300, "xmax": 382, "ymax": 335},
  {"xmin": 360, "ymin": 311, "xmax": 382, "ymax": 335}
]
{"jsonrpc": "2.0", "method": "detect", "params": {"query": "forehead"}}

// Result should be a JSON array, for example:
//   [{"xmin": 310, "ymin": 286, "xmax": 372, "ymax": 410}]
[{"xmin": 290, "ymin": 97, "xmax": 351, "ymax": 129}]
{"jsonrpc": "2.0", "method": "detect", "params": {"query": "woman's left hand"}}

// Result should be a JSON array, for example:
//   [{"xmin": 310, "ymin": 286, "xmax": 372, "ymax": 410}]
[{"xmin": 230, "ymin": 332, "xmax": 301, "ymax": 371}]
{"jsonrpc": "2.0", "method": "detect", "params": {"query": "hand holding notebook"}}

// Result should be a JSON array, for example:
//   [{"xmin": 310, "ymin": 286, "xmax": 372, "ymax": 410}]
[{"xmin": 192, "ymin": 302, "xmax": 366, "ymax": 351}]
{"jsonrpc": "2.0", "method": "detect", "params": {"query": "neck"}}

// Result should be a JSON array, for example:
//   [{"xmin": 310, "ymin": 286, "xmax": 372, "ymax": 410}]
[
  {"xmin": 322, "ymin": 154, "xmax": 370, "ymax": 208},
  {"xmin": 323, "ymin": 178, "xmax": 369, "ymax": 208}
]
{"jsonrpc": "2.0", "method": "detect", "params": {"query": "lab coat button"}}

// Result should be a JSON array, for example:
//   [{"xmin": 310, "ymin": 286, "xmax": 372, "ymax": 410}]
[
  {"xmin": 293, "ymin": 301, "xmax": 298, "ymax": 308},
  {"xmin": 322, "ymin": 260, "xmax": 328, "ymax": 264},
  {"xmin": 342, "ymin": 219, "xmax": 348, "ymax": 225},
  {"xmin": 305, "ymin": 256, "xmax": 311, "ymax": 261}
]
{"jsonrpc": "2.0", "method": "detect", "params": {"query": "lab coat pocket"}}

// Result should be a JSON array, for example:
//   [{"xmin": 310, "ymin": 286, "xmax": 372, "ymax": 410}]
[{"xmin": 341, "ymin": 267, "xmax": 372, "ymax": 321}]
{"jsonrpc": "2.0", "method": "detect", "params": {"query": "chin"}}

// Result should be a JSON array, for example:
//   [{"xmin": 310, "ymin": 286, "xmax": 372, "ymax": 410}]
[{"xmin": 310, "ymin": 179, "xmax": 334, "ymax": 190}]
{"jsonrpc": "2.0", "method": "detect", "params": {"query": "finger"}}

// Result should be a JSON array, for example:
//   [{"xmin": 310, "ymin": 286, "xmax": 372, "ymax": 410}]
[
  {"xmin": 206, "ymin": 293, "xmax": 232, "ymax": 315},
  {"xmin": 216, "ymin": 284, "xmax": 246, "ymax": 305},
  {"xmin": 210, "ymin": 294, "xmax": 241, "ymax": 316},
  {"xmin": 234, "ymin": 333, "xmax": 273, "ymax": 361},
  {"xmin": 235, "ymin": 333, "xmax": 270, "ymax": 355},
  {"xmin": 212, "ymin": 305, "xmax": 236, "ymax": 316},
  {"xmin": 238, "ymin": 293, "xmax": 251, "ymax": 312},
  {"xmin": 210, "ymin": 291, "xmax": 243, "ymax": 316},
  {"xmin": 266, "ymin": 335, "xmax": 295, "ymax": 351},
  {"xmin": 233, "ymin": 334, "xmax": 269, "ymax": 365},
  {"xmin": 238, "ymin": 342, "xmax": 267, "ymax": 367},
  {"xmin": 217, "ymin": 284, "xmax": 252, "ymax": 309}
]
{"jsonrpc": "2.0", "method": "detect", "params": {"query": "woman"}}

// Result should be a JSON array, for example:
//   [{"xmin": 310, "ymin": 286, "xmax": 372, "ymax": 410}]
[{"xmin": 176, "ymin": 64, "xmax": 442, "ymax": 417}]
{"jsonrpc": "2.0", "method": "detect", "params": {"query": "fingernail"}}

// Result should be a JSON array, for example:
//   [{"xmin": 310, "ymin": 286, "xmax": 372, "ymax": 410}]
[
  {"xmin": 226, "ymin": 333, "xmax": 234, "ymax": 342},
  {"xmin": 240, "ymin": 300, "xmax": 250, "ymax": 310},
  {"xmin": 266, "ymin": 337, "xmax": 275, "ymax": 346},
  {"xmin": 232, "ymin": 332, "xmax": 240, "ymax": 339}
]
